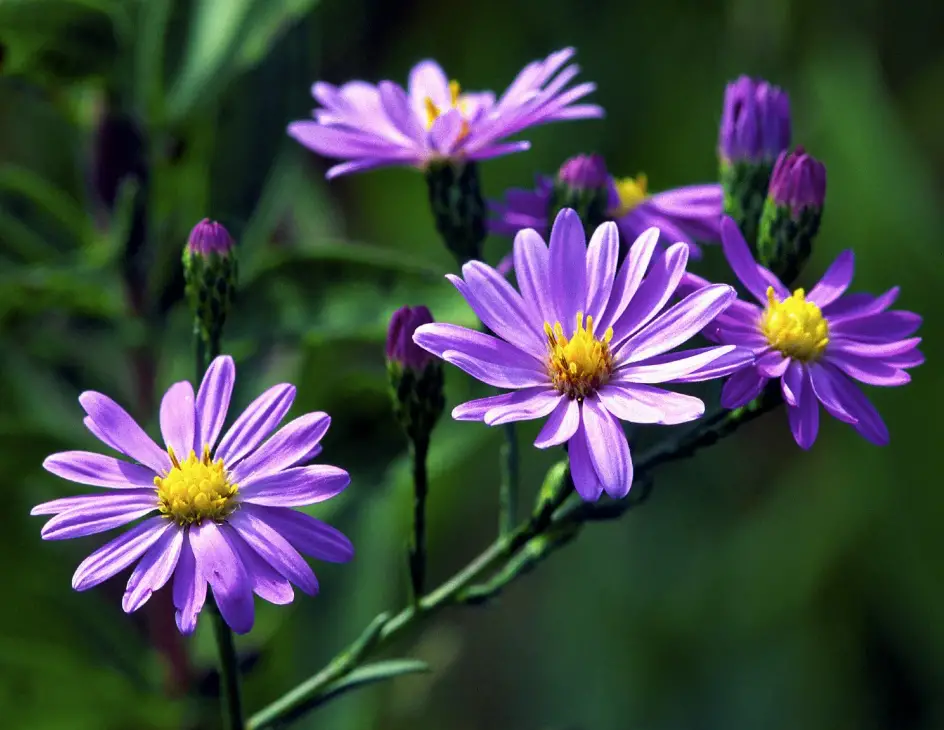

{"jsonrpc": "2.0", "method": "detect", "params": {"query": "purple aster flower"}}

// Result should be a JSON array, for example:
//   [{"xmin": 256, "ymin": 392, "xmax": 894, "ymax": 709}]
[
  {"xmin": 557, "ymin": 153, "xmax": 609, "ymax": 190},
  {"xmin": 490, "ymin": 166, "xmax": 723, "ymax": 273},
  {"xmin": 412, "ymin": 209, "xmax": 753, "ymax": 501},
  {"xmin": 287, "ymin": 48, "xmax": 603, "ymax": 179},
  {"xmin": 679, "ymin": 218, "xmax": 923, "ymax": 448},
  {"xmin": 31, "ymin": 356, "xmax": 354, "ymax": 635},
  {"xmin": 718, "ymin": 76, "xmax": 791, "ymax": 164},
  {"xmin": 186, "ymin": 219, "xmax": 234, "ymax": 257}
]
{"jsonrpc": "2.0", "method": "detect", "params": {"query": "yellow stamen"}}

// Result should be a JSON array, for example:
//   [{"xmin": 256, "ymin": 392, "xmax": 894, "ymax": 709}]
[
  {"xmin": 760, "ymin": 286, "xmax": 829, "ymax": 362},
  {"xmin": 545, "ymin": 312, "xmax": 615, "ymax": 399},
  {"xmin": 423, "ymin": 79, "xmax": 471, "ymax": 141},
  {"xmin": 611, "ymin": 174, "xmax": 649, "ymax": 217},
  {"xmin": 154, "ymin": 445, "xmax": 238, "ymax": 526}
]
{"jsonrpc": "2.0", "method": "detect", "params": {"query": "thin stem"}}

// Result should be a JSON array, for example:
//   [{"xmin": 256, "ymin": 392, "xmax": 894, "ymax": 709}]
[
  {"xmin": 209, "ymin": 597, "xmax": 245, "ymax": 730},
  {"xmin": 498, "ymin": 423, "xmax": 519, "ymax": 535},
  {"xmin": 408, "ymin": 437, "xmax": 430, "ymax": 602}
]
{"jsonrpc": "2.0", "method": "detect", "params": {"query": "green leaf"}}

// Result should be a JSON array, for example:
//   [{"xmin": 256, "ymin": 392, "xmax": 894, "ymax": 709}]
[
  {"xmin": 313, "ymin": 659, "xmax": 431, "ymax": 707},
  {"xmin": 0, "ymin": 165, "xmax": 91, "ymax": 243}
]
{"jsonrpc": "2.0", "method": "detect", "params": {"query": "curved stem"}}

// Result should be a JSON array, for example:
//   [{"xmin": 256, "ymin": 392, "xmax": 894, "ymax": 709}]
[
  {"xmin": 408, "ymin": 437, "xmax": 430, "ymax": 602},
  {"xmin": 498, "ymin": 423, "xmax": 519, "ymax": 535}
]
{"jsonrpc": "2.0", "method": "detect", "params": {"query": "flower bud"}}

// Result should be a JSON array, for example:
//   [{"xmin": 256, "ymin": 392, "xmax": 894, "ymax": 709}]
[
  {"xmin": 425, "ymin": 161, "xmax": 487, "ymax": 265},
  {"xmin": 718, "ymin": 76, "xmax": 792, "ymax": 252},
  {"xmin": 182, "ymin": 219, "xmax": 237, "ymax": 347},
  {"xmin": 387, "ymin": 306, "xmax": 445, "ymax": 445},
  {"xmin": 548, "ymin": 153, "xmax": 610, "ymax": 242},
  {"xmin": 757, "ymin": 147, "xmax": 827, "ymax": 285}
]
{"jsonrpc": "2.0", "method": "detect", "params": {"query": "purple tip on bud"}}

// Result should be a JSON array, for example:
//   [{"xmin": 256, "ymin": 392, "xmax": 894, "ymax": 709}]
[
  {"xmin": 769, "ymin": 146, "xmax": 826, "ymax": 211},
  {"xmin": 557, "ymin": 153, "xmax": 609, "ymax": 190},
  {"xmin": 387, "ymin": 306, "xmax": 435, "ymax": 370},
  {"xmin": 187, "ymin": 219, "xmax": 234, "ymax": 256},
  {"xmin": 719, "ymin": 76, "xmax": 791, "ymax": 163}
]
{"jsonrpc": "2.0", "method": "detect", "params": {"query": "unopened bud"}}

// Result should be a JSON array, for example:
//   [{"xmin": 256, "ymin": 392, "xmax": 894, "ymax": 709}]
[
  {"xmin": 387, "ymin": 306, "xmax": 445, "ymax": 445},
  {"xmin": 182, "ymin": 219, "xmax": 237, "ymax": 346},
  {"xmin": 425, "ymin": 161, "xmax": 487, "ymax": 265},
  {"xmin": 548, "ymin": 153, "xmax": 610, "ymax": 241}
]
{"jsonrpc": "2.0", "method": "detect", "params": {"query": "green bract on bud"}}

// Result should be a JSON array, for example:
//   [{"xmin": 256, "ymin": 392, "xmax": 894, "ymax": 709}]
[
  {"xmin": 386, "ymin": 306, "xmax": 445, "ymax": 445},
  {"xmin": 718, "ymin": 76, "xmax": 792, "ymax": 252},
  {"xmin": 182, "ymin": 219, "xmax": 237, "ymax": 345},
  {"xmin": 548, "ymin": 153, "xmax": 610, "ymax": 241},
  {"xmin": 424, "ymin": 160, "xmax": 487, "ymax": 265},
  {"xmin": 757, "ymin": 147, "xmax": 827, "ymax": 285}
]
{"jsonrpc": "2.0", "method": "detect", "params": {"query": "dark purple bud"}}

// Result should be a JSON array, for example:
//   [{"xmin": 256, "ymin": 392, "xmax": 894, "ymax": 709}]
[
  {"xmin": 386, "ymin": 306, "xmax": 435, "ymax": 370},
  {"xmin": 186, "ymin": 219, "xmax": 234, "ymax": 257},
  {"xmin": 719, "ymin": 76, "xmax": 791, "ymax": 163},
  {"xmin": 556, "ymin": 154, "xmax": 609, "ymax": 190},
  {"xmin": 769, "ymin": 146, "xmax": 826, "ymax": 212}
]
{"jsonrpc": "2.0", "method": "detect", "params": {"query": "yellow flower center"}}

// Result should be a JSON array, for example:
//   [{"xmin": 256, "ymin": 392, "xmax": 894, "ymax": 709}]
[
  {"xmin": 155, "ymin": 446, "xmax": 238, "ymax": 526},
  {"xmin": 610, "ymin": 174, "xmax": 649, "ymax": 217},
  {"xmin": 545, "ymin": 312, "xmax": 615, "ymax": 399},
  {"xmin": 423, "ymin": 79, "xmax": 471, "ymax": 141},
  {"xmin": 760, "ymin": 286, "xmax": 829, "ymax": 362}
]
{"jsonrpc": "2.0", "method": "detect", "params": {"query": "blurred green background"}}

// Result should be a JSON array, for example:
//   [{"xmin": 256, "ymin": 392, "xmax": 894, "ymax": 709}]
[{"xmin": 0, "ymin": 0, "xmax": 941, "ymax": 728}]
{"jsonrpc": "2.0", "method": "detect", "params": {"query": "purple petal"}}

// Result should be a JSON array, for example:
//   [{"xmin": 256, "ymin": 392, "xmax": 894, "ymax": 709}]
[
  {"xmin": 230, "ymin": 534, "xmax": 294, "ymax": 605},
  {"xmin": 807, "ymin": 363, "xmax": 858, "ymax": 423},
  {"xmin": 122, "ymin": 527, "xmax": 184, "ymax": 613},
  {"xmin": 43, "ymin": 451, "xmax": 157, "ymax": 489},
  {"xmin": 443, "ymin": 350, "xmax": 548, "ymax": 389},
  {"xmin": 215, "ymin": 384, "xmax": 296, "ymax": 466},
  {"xmin": 787, "ymin": 377, "xmax": 820, "ymax": 449},
  {"xmin": 31, "ymin": 489, "xmax": 156, "ymax": 516},
  {"xmin": 720, "ymin": 217, "xmax": 780, "ymax": 304},
  {"xmin": 428, "ymin": 109, "xmax": 464, "ymax": 154},
  {"xmin": 756, "ymin": 351, "xmax": 789, "ymax": 378},
  {"xmin": 547, "ymin": 209, "xmax": 587, "ymax": 328},
  {"xmin": 159, "ymin": 382, "xmax": 196, "ymax": 459},
  {"xmin": 830, "ymin": 337, "xmax": 921, "ymax": 360},
  {"xmin": 40, "ymin": 495, "xmax": 158, "ymax": 541},
  {"xmin": 885, "ymin": 349, "xmax": 925, "ymax": 369},
  {"xmin": 326, "ymin": 158, "xmax": 407, "ymax": 179},
  {"xmin": 466, "ymin": 140, "xmax": 532, "ymax": 161},
  {"xmin": 781, "ymin": 361, "xmax": 804, "ymax": 407},
  {"xmin": 195, "ymin": 356, "xmax": 235, "ymax": 452},
  {"xmin": 584, "ymin": 222, "xmax": 620, "ymax": 324},
  {"xmin": 615, "ymin": 284, "xmax": 735, "ymax": 364},
  {"xmin": 533, "ymin": 397, "xmax": 580, "ymax": 448},
  {"xmin": 79, "ymin": 392, "xmax": 170, "ymax": 475},
  {"xmin": 173, "ymin": 533, "xmax": 206, "ymax": 635},
  {"xmin": 484, "ymin": 389, "xmax": 562, "ymax": 426},
  {"xmin": 721, "ymin": 368, "xmax": 768, "ymax": 409},
  {"xmin": 228, "ymin": 510, "xmax": 318, "ymax": 595},
  {"xmin": 659, "ymin": 346, "xmax": 757, "ymax": 383},
  {"xmin": 239, "ymin": 465, "xmax": 350, "ymax": 507},
  {"xmin": 821, "ymin": 287, "xmax": 899, "ymax": 322},
  {"xmin": 452, "ymin": 387, "xmax": 547, "ymax": 421},
  {"xmin": 599, "ymin": 384, "xmax": 705, "ymax": 425},
  {"xmin": 72, "ymin": 517, "xmax": 172, "ymax": 591},
  {"xmin": 824, "ymin": 351, "xmax": 910, "ymax": 387},
  {"xmin": 597, "ymin": 228, "xmax": 661, "ymax": 333},
  {"xmin": 84, "ymin": 416, "xmax": 122, "ymax": 453},
  {"xmin": 512, "ymin": 228, "xmax": 554, "ymax": 325},
  {"xmin": 230, "ymin": 412, "xmax": 331, "ymax": 483},
  {"xmin": 408, "ymin": 60, "xmax": 450, "ymax": 109},
  {"xmin": 615, "ymin": 345, "xmax": 736, "ymax": 384},
  {"xmin": 287, "ymin": 122, "xmax": 410, "ymax": 158},
  {"xmin": 830, "ymin": 311, "xmax": 922, "ymax": 342},
  {"xmin": 582, "ymin": 396, "xmax": 633, "ymax": 498},
  {"xmin": 190, "ymin": 522, "xmax": 254, "ymax": 634},
  {"xmin": 611, "ymin": 243, "xmax": 689, "ymax": 340},
  {"xmin": 825, "ymin": 371, "xmax": 890, "ymax": 445},
  {"xmin": 807, "ymin": 250, "xmax": 855, "ymax": 307},
  {"xmin": 378, "ymin": 81, "xmax": 424, "ymax": 144},
  {"xmin": 568, "ymin": 421, "xmax": 603, "ymax": 502},
  {"xmin": 413, "ymin": 322, "xmax": 543, "ymax": 373},
  {"xmin": 246, "ymin": 505, "xmax": 353, "ymax": 563}
]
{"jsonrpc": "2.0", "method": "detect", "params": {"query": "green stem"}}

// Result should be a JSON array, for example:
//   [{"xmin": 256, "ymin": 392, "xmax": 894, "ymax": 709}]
[
  {"xmin": 408, "ymin": 437, "xmax": 430, "ymax": 602},
  {"xmin": 498, "ymin": 423, "xmax": 519, "ymax": 535}
]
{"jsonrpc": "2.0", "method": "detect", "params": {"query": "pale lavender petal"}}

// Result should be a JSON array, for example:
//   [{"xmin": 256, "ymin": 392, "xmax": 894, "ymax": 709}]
[
  {"xmin": 215, "ymin": 384, "xmax": 296, "ymax": 466},
  {"xmin": 830, "ymin": 337, "xmax": 921, "ymax": 360},
  {"xmin": 31, "ymin": 489, "xmax": 156, "ymax": 516},
  {"xmin": 720, "ymin": 217, "xmax": 779, "ymax": 304},
  {"xmin": 228, "ymin": 510, "xmax": 317, "ymax": 595},
  {"xmin": 466, "ymin": 140, "xmax": 531, "ymax": 161},
  {"xmin": 79, "ymin": 392, "xmax": 170, "ymax": 474},
  {"xmin": 408, "ymin": 60, "xmax": 450, "ymax": 110},
  {"xmin": 173, "ymin": 533, "xmax": 206, "ymax": 635},
  {"xmin": 428, "ymin": 109, "xmax": 464, "ymax": 154},
  {"xmin": 246, "ymin": 505, "xmax": 353, "ymax": 563},
  {"xmin": 568, "ymin": 421, "xmax": 603, "ymax": 502},
  {"xmin": 512, "ymin": 228, "xmax": 553, "ymax": 326},
  {"xmin": 484, "ymin": 389, "xmax": 562, "ymax": 426},
  {"xmin": 597, "ymin": 228, "xmax": 661, "ymax": 332},
  {"xmin": 83, "ymin": 416, "xmax": 122, "ymax": 453},
  {"xmin": 826, "ymin": 371, "xmax": 890, "ymax": 445},
  {"xmin": 584, "ymin": 222, "xmax": 620, "ymax": 323},
  {"xmin": 287, "ymin": 122, "xmax": 408, "ymax": 157},
  {"xmin": 611, "ymin": 243, "xmax": 689, "ymax": 341},
  {"xmin": 830, "ymin": 311, "xmax": 922, "ymax": 342},
  {"xmin": 122, "ymin": 528, "xmax": 184, "ymax": 613},
  {"xmin": 239, "ymin": 465, "xmax": 350, "ymax": 507},
  {"xmin": 231, "ymin": 412, "xmax": 331, "ymax": 483},
  {"xmin": 190, "ymin": 521, "xmax": 254, "ymax": 634},
  {"xmin": 808, "ymin": 363, "xmax": 859, "ymax": 423},
  {"xmin": 452, "ymin": 387, "xmax": 547, "ymax": 421},
  {"xmin": 41, "ymin": 496, "xmax": 158, "ymax": 540},
  {"xmin": 533, "ymin": 397, "xmax": 580, "ymax": 448},
  {"xmin": 413, "ymin": 322, "xmax": 542, "ymax": 371},
  {"xmin": 658, "ymin": 347, "xmax": 757, "ymax": 383},
  {"xmin": 781, "ymin": 361, "xmax": 804, "ymax": 407},
  {"xmin": 195, "ymin": 355, "xmax": 235, "ymax": 452},
  {"xmin": 443, "ymin": 350, "xmax": 548, "ymax": 389},
  {"xmin": 721, "ymin": 368, "xmax": 768, "ymax": 409},
  {"xmin": 756, "ymin": 351, "xmax": 789, "ymax": 378},
  {"xmin": 547, "ymin": 209, "xmax": 587, "ymax": 327},
  {"xmin": 159, "ymin": 382, "xmax": 196, "ymax": 459},
  {"xmin": 807, "ymin": 250, "xmax": 855, "ymax": 307},
  {"xmin": 599, "ymin": 384, "xmax": 705, "ymax": 425},
  {"xmin": 326, "ymin": 158, "xmax": 410, "ymax": 179},
  {"xmin": 787, "ymin": 376, "xmax": 820, "ymax": 449},
  {"xmin": 72, "ymin": 517, "xmax": 171, "ymax": 591},
  {"xmin": 824, "ymin": 351, "xmax": 910, "ymax": 387},
  {"xmin": 615, "ymin": 284, "xmax": 735, "ymax": 364},
  {"xmin": 43, "ymin": 451, "xmax": 157, "ymax": 489},
  {"xmin": 582, "ymin": 396, "xmax": 633, "ymax": 498},
  {"xmin": 378, "ymin": 81, "xmax": 424, "ymax": 144},
  {"xmin": 615, "ymin": 345, "xmax": 736, "ymax": 384},
  {"xmin": 230, "ymin": 534, "xmax": 294, "ymax": 605}
]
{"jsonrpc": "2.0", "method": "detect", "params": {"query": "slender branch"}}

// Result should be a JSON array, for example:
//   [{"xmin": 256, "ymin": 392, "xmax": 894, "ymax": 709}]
[{"xmin": 408, "ymin": 437, "xmax": 430, "ymax": 602}]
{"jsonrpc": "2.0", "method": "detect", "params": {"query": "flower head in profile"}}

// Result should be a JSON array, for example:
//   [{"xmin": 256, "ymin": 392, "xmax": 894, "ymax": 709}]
[
  {"xmin": 32, "ymin": 356, "xmax": 354, "ymax": 635},
  {"xmin": 287, "ymin": 48, "xmax": 602, "ymax": 179},
  {"xmin": 680, "ymin": 218, "xmax": 923, "ymax": 448},
  {"xmin": 413, "ymin": 209, "xmax": 753, "ymax": 501},
  {"xmin": 490, "ymin": 156, "xmax": 723, "ymax": 271}
]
